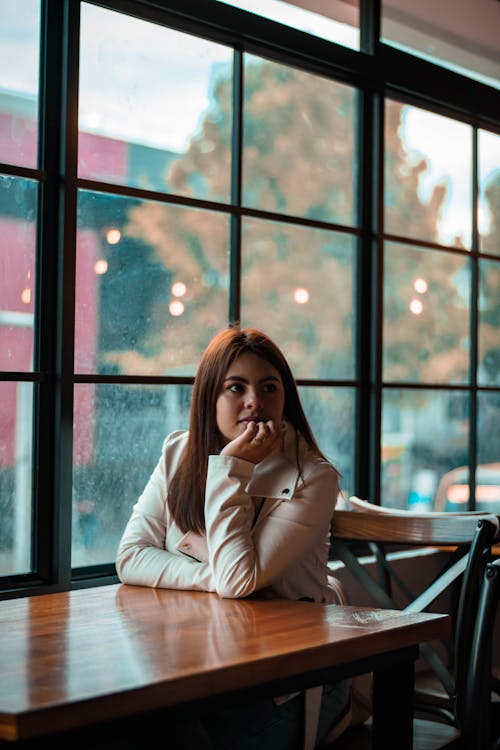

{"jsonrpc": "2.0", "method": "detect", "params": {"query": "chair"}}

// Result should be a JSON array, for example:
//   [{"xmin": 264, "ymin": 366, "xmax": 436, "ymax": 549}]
[
  {"xmin": 347, "ymin": 496, "xmax": 500, "ymax": 721},
  {"xmin": 463, "ymin": 558, "xmax": 500, "ymax": 750},
  {"xmin": 348, "ymin": 495, "xmax": 489, "ymax": 517},
  {"xmin": 329, "ymin": 500, "xmax": 500, "ymax": 749}
]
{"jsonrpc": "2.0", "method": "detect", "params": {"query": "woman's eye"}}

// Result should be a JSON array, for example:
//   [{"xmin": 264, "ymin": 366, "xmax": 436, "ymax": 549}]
[
  {"xmin": 228, "ymin": 383, "xmax": 243, "ymax": 393},
  {"xmin": 263, "ymin": 383, "xmax": 277, "ymax": 393}
]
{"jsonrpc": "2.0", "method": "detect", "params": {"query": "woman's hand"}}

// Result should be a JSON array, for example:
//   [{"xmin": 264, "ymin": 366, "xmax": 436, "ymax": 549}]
[{"xmin": 220, "ymin": 419, "xmax": 281, "ymax": 464}]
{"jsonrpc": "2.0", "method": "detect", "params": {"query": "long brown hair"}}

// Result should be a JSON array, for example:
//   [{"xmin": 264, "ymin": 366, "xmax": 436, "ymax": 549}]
[{"xmin": 168, "ymin": 326, "xmax": 333, "ymax": 532}]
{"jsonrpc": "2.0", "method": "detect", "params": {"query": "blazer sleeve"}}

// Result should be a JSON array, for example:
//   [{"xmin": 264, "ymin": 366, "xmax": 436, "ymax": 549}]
[
  {"xmin": 116, "ymin": 434, "xmax": 215, "ymax": 592},
  {"xmin": 205, "ymin": 453, "xmax": 337, "ymax": 599}
]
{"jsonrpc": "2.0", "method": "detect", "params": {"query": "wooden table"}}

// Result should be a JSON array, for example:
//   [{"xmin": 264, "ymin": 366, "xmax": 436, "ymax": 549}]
[{"xmin": 0, "ymin": 584, "xmax": 449, "ymax": 748}]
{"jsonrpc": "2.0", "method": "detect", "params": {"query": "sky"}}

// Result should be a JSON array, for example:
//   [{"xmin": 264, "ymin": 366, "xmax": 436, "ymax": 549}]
[{"xmin": 1, "ymin": 0, "xmax": 499, "ymax": 244}]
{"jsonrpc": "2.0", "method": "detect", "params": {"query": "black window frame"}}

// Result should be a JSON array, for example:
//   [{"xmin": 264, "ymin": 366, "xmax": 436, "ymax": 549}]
[{"xmin": 1, "ymin": 0, "xmax": 499, "ymax": 598}]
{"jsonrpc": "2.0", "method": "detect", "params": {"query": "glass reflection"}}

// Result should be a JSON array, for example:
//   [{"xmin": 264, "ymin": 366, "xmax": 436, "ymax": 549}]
[
  {"xmin": 0, "ymin": 175, "xmax": 37, "ymax": 372},
  {"xmin": 477, "ymin": 392, "xmax": 500, "ymax": 514},
  {"xmin": 79, "ymin": 3, "xmax": 233, "ymax": 200},
  {"xmin": 385, "ymin": 101, "xmax": 472, "ymax": 249},
  {"xmin": 0, "ymin": 381, "xmax": 33, "ymax": 575},
  {"xmin": 72, "ymin": 383, "xmax": 192, "ymax": 567},
  {"xmin": 435, "ymin": 392, "xmax": 500, "ymax": 514},
  {"xmin": 382, "ymin": 389, "xmax": 468, "ymax": 511},
  {"xmin": 75, "ymin": 190, "xmax": 230, "ymax": 375},
  {"xmin": 241, "ymin": 218, "xmax": 356, "ymax": 379},
  {"xmin": 217, "ymin": 0, "xmax": 359, "ymax": 49},
  {"xmin": 383, "ymin": 242, "xmax": 470, "ymax": 384},
  {"xmin": 242, "ymin": 55, "xmax": 357, "ymax": 227},
  {"xmin": 0, "ymin": 0, "xmax": 39, "ymax": 168},
  {"xmin": 478, "ymin": 258, "xmax": 500, "ymax": 386},
  {"xmin": 478, "ymin": 130, "xmax": 500, "ymax": 257}
]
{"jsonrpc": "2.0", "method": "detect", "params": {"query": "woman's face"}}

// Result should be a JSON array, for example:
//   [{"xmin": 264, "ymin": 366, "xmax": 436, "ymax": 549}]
[{"xmin": 215, "ymin": 352, "xmax": 285, "ymax": 446}]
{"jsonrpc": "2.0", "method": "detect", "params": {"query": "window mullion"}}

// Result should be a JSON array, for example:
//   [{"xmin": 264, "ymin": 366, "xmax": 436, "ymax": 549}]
[
  {"xmin": 229, "ymin": 47, "xmax": 243, "ymax": 323},
  {"xmin": 360, "ymin": 0, "xmax": 380, "ymax": 55},
  {"xmin": 54, "ymin": 0, "xmax": 81, "ymax": 587},
  {"xmin": 32, "ymin": 0, "xmax": 66, "ymax": 586},
  {"xmin": 468, "ymin": 126, "xmax": 479, "ymax": 511}
]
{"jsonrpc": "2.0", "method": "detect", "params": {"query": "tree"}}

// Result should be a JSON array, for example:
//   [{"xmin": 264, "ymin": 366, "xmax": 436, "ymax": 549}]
[{"xmin": 105, "ymin": 57, "xmax": 478, "ymax": 387}]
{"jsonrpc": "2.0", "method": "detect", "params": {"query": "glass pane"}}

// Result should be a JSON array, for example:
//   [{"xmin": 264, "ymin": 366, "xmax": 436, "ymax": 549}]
[
  {"xmin": 72, "ymin": 383, "xmax": 191, "ymax": 567},
  {"xmin": 241, "ymin": 218, "xmax": 356, "ymax": 379},
  {"xmin": 385, "ymin": 101, "xmax": 472, "ymax": 249},
  {"xmin": 383, "ymin": 242, "xmax": 470, "ymax": 384},
  {"xmin": 476, "ymin": 391, "xmax": 500, "ymax": 514},
  {"xmin": 0, "ymin": 175, "xmax": 37, "ymax": 372},
  {"xmin": 0, "ymin": 381, "xmax": 33, "ymax": 575},
  {"xmin": 479, "ymin": 129, "xmax": 500, "ymax": 257},
  {"xmin": 0, "ymin": 0, "xmax": 39, "ymax": 168},
  {"xmin": 382, "ymin": 0, "xmax": 500, "ymax": 90},
  {"xmin": 243, "ymin": 55, "xmax": 357, "ymax": 227},
  {"xmin": 75, "ymin": 190, "xmax": 230, "ymax": 375},
  {"xmin": 382, "ymin": 389, "xmax": 468, "ymax": 511},
  {"xmin": 433, "ymin": 392, "xmax": 500, "ymax": 513},
  {"xmin": 478, "ymin": 258, "xmax": 500, "ymax": 386},
  {"xmin": 217, "ymin": 0, "xmax": 359, "ymax": 49},
  {"xmin": 299, "ymin": 386, "xmax": 355, "ymax": 502},
  {"xmin": 79, "ymin": 3, "xmax": 233, "ymax": 201}
]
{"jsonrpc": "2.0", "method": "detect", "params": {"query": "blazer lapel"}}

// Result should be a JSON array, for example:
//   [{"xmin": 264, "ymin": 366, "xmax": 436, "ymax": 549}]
[{"xmin": 246, "ymin": 424, "xmax": 303, "ymax": 521}]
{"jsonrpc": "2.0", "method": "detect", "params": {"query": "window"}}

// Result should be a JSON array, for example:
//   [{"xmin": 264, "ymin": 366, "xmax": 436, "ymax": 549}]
[
  {"xmin": 382, "ymin": 101, "xmax": 500, "ymax": 512},
  {"xmin": 0, "ymin": 0, "xmax": 39, "ymax": 577},
  {"xmin": 0, "ymin": 0, "xmax": 499, "ymax": 594}
]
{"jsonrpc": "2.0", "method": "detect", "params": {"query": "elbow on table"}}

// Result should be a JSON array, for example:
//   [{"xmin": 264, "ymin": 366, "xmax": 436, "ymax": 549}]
[
  {"xmin": 214, "ymin": 575, "xmax": 257, "ymax": 599},
  {"xmin": 115, "ymin": 555, "xmax": 128, "ymax": 583},
  {"xmin": 115, "ymin": 544, "xmax": 137, "ymax": 583}
]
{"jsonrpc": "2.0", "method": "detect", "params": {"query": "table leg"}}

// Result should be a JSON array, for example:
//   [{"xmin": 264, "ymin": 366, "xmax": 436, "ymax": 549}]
[{"xmin": 371, "ymin": 655, "xmax": 414, "ymax": 749}]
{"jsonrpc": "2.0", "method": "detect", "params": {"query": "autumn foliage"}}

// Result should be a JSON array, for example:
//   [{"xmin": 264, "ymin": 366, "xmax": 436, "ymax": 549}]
[{"xmin": 106, "ymin": 57, "xmax": 499, "ymax": 388}]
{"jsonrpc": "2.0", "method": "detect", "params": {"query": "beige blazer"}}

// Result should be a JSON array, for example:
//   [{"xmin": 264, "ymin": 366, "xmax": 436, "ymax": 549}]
[
  {"xmin": 116, "ymin": 426, "xmax": 361, "ymax": 750},
  {"xmin": 116, "ymin": 423, "xmax": 342, "ymax": 603}
]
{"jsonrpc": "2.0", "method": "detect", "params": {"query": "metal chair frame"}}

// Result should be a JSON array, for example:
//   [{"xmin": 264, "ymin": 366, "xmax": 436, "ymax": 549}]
[
  {"xmin": 463, "ymin": 558, "xmax": 500, "ymax": 750},
  {"xmin": 330, "ymin": 499, "xmax": 499, "ymax": 743}
]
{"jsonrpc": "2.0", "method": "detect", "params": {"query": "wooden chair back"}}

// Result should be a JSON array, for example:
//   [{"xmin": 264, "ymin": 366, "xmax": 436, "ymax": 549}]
[
  {"xmin": 332, "ymin": 507, "xmax": 496, "ymax": 547},
  {"xmin": 348, "ymin": 494, "xmax": 492, "ymax": 519},
  {"xmin": 330, "ymin": 499, "xmax": 499, "ymax": 740}
]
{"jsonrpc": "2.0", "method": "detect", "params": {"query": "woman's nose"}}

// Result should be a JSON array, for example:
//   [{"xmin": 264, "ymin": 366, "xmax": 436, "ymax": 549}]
[{"xmin": 245, "ymin": 389, "xmax": 263, "ymax": 409}]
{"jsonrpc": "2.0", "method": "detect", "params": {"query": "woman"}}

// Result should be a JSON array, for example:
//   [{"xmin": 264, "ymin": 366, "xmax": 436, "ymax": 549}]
[{"xmin": 116, "ymin": 326, "xmax": 351, "ymax": 749}]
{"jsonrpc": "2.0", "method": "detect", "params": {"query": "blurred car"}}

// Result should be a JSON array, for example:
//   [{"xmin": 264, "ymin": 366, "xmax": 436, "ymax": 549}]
[{"xmin": 434, "ymin": 463, "xmax": 500, "ymax": 513}]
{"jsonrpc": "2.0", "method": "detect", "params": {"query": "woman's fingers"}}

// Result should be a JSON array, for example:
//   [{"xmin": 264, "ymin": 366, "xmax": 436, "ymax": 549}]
[
  {"xmin": 253, "ymin": 420, "xmax": 278, "ymax": 446},
  {"xmin": 221, "ymin": 420, "xmax": 280, "ymax": 463}
]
